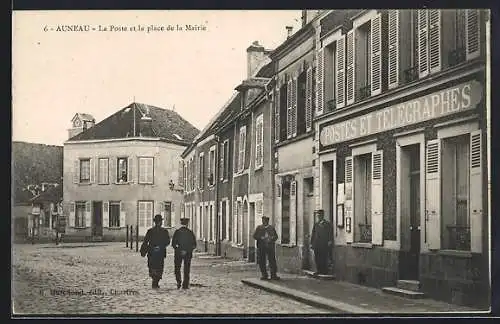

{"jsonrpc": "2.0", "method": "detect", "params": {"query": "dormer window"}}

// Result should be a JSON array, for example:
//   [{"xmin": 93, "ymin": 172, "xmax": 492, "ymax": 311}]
[{"xmin": 74, "ymin": 119, "xmax": 81, "ymax": 127}]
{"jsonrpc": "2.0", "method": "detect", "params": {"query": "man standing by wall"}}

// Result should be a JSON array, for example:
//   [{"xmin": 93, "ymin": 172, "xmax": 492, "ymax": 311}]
[
  {"xmin": 311, "ymin": 210, "xmax": 333, "ymax": 275},
  {"xmin": 253, "ymin": 216, "xmax": 280, "ymax": 280}
]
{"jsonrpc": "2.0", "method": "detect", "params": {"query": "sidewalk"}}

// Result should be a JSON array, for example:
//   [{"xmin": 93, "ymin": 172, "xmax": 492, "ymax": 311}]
[{"xmin": 242, "ymin": 275, "xmax": 484, "ymax": 314}]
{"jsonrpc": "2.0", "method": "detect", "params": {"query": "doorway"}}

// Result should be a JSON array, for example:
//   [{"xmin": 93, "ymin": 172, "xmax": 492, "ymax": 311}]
[
  {"xmin": 399, "ymin": 144, "xmax": 421, "ymax": 280},
  {"xmin": 303, "ymin": 177, "xmax": 314, "ymax": 270},
  {"xmin": 248, "ymin": 202, "xmax": 256, "ymax": 262},
  {"xmin": 92, "ymin": 201, "xmax": 103, "ymax": 237}
]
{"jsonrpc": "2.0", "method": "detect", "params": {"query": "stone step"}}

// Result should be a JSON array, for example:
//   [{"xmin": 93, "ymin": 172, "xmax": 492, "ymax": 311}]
[
  {"xmin": 397, "ymin": 280, "xmax": 421, "ymax": 292},
  {"xmin": 303, "ymin": 270, "xmax": 336, "ymax": 280},
  {"xmin": 382, "ymin": 287, "xmax": 425, "ymax": 299}
]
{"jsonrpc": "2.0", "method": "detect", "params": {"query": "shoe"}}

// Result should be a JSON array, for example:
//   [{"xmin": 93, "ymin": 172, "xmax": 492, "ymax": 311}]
[
  {"xmin": 182, "ymin": 286, "xmax": 189, "ymax": 289},
  {"xmin": 260, "ymin": 276, "xmax": 269, "ymax": 280},
  {"xmin": 177, "ymin": 282, "xmax": 181, "ymax": 289},
  {"xmin": 270, "ymin": 275, "xmax": 280, "ymax": 280}
]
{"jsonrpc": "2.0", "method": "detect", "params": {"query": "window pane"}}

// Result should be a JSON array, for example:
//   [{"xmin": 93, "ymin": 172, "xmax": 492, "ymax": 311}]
[
  {"xmin": 110, "ymin": 203, "xmax": 120, "ymax": 227},
  {"xmin": 118, "ymin": 158, "xmax": 128, "ymax": 182},
  {"xmin": 80, "ymin": 160, "xmax": 90, "ymax": 182}
]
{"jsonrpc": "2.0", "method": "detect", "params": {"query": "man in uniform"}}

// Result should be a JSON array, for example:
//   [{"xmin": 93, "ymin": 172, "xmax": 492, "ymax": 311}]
[
  {"xmin": 311, "ymin": 210, "xmax": 333, "ymax": 275},
  {"xmin": 253, "ymin": 216, "xmax": 280, "ymax": 280},
  {"xmin": 140, "ymin": 214, "xmax": 171, "ymax": 289},
  {"xmin": 171, "ymin": 218, "xmax": 197, "ymax": 289}
]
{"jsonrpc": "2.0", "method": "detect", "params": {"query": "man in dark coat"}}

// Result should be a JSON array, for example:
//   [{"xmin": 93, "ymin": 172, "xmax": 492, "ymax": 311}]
[
  {"xmin": 253, "ymin": 216, "xmax": 280, "ymax": 280},
  {"xmin": 311, "ymin": 210, "xmax": 333, "ymax": 275},
  {"xmin": 171, "ymin": 218, "xmax": 197, "ymax": 289},
  {"xmin": 140, "ymin": 214, "xmax": 171, "ymax": 289}
]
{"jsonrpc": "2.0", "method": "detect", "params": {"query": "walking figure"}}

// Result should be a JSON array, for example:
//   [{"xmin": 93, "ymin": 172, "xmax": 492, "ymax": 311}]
[
  {"xmin": 311, "ymin": 210, "xmax": 333, "ymax": 275},
  {"xmin": 140, "ymin": 214, "xmax": 171, "ymax": 289},
  {"xmin": 253, "ymin": 216, "xmax": 280, "ymax": 280},
  {"xmin": 171, "ymin": 218, "xmax": 197, "ymax": 289}
]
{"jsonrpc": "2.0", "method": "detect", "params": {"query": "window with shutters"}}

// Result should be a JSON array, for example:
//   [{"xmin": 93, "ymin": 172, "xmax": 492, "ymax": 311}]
[
  {"xmin": 237, "ymin": 201, "xmax": 243, "ymax": 244},
  {"xmin": 80, "ymin": 159, "xmax": 91, "ymax": 183},
  {"xmin": 199, "ymin": 153, "xmax": 205, "ymax": 189},
  {"xmin": 178, "ymin": 161, "xmax": 184, "ymax": 188},
  {"xmin": 441, "ymin": 134, "xmax": 470, "ymax": 251},
  {"xmin": 238, "ymin": 126, "xmax": 247, "ymax": 172},
  {"xmin": 221, "ymin": 201, "xmax": 227, "ymax": 240},
  {"xmin": 221, "ymin": 140, "xmax": 230, "ymax": 180},
  {"xmin": 323, "ymin": 44, "xmax": 336, "ymax": 112},
  {"xmin": 297, "ymin": 71, "xmax": 307, "ymax": 135},
  {"xmin": 355, "ymin": 22, "xmax": 372, "ymax": 101},
  {"xmin": 98, "ymin": 158, "xmax": 109, "ymax": 184},
  {"xmin": 138, "ymin": 201, "xmax": 153, "ymax": 229},
  {"xmin": 209, "ymin": 204, "xmax": 214, "ymax": 241},
  {"xmin": 75, "ymin": 201, "xmax": 86, "ymax": 228},
  {"xmin": 209, "ymin": 147, "xmax": 215, "ymax": 186},
  {"xmin": 305, "ymin": 66, "xmax": 314, "ymax": 130},
  {"xmin": 354, "ymin": 153, "xmax": 372, "ymax": 243},
  {"xmin": 109, "ymin": 201, "xmax": 120, "ymax": 228},
  {"xmin": 280, "ymin": 180, "xmax": 291, "ymax": 244},
  {"xmin": 279, "ymin": 83, "xmax": 288, "ymax": 141},
  {"xmin": 274, "ymin": 87, "xmax": 280, "ymax": 143},
  {"xmin": 138, "ymin": 157, "xmax": 154, "ymax": 184},
  {"xmin": 227, "ymin": 201, "xmax": 233, "ymax": 241},
  {"xmin": 117, "ymin": 157, "xmax": 128, "ymax": 183},
  {"xmin": 255, "ymin": 114, "xmax": 264, "ymax": 169}
]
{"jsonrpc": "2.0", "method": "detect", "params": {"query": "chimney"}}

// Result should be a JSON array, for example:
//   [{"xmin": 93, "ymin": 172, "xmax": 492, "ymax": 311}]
[
  {"xmin": 139, "ymin": 115, "xmax": 153, "ymax": 137},
  {"xmin": 246, "ymin": 40, "xmax": 268, "ymax": 78},
  {"xmin": 302, "ymin": 10, "xmax": 321, "ymax": 27},
  {"xmin": 286, "ymin": 26, "xmax": 293, "ymax": 39}
]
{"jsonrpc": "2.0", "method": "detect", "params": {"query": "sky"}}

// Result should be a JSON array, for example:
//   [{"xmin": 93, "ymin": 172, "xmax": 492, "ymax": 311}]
[{"xmin": 12, "ymin": 10, "xmax": 303, "ymax": 146}]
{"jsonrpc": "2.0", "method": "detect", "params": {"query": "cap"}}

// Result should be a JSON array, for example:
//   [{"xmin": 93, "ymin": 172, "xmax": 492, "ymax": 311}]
[
  {"xmin": 153, "ymin": 214, "xmax": 163, "ymax": 223},
  {"xmin": 261, "ymin": 216, "xmax": 269, "ymax": 220},
  {"xmin": 180, "ymin": 218, "xmax": 190, "ymax": 225}
]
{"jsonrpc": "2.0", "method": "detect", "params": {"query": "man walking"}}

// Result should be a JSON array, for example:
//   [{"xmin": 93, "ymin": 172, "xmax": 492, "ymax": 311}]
[
  {"xmin": 253, "ymin": 216, "xmax": 280, "ymax": 280},
  {"xmin": 171, "ymin": 218, "xmax": 197, "ymax": 289},
  {"xmin": 140, "ymin": 214, "xmax": 171, "ymax": 289},
  {"xmin": 311, "ymin": 210, "xmax": 333, "ymax": 275}
]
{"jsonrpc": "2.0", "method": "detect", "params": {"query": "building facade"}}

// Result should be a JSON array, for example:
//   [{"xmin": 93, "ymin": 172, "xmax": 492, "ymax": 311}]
[
  {"xmin": 313, "ymin": 9, "xmax": 489, "ymax": 307},
  {"xmin": 63, "ymin": 103, "xmax": 198, "ymax": 241}
]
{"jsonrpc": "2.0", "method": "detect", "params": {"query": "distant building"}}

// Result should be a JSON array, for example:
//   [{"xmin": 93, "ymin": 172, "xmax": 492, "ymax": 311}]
[{"xmin": 29, "ymin": 184, "xmax": 63, "ymax": 242}]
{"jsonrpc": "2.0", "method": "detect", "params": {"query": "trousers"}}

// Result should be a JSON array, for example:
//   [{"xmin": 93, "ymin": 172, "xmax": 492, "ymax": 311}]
[
  {"xmin": 314, "ymin": 247, "xmax": 330, "ymax": 274},
  {"xmin": 174, "ymin": 250, "xmax": 192, "ymax": 288},
  {"xmin": 258, "ymin": 246, "xmax": 277, "ymax": 277}
]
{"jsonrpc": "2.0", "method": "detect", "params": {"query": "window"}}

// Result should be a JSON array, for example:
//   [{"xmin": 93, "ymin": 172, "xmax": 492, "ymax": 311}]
[
  {"xmin": 138, "ymin": 201, "xmax": 153, "ymax": 229},
  {"xmin": 109, "ymin": 201, "xmax": 120, "ymax": 228},
  {"xmin": 286, "ymin": 76, "xmax": 298, "ymax": 139},
  {"xmin": 228, "ymin": 201, "xmax": 233, "ymax": 241},
  {"xmin": 221, "ymin": 201, "xmax": 227, "ymax": 240},
  {"xmin": 238, "ymin": 126, "xmax": 247, "ymax": 172},
  {"xmin": 164, "ymin": 202, "xmax": 172, "ymax": 227},
  {"xmin": 441, "ymin": 135, "xmax": 470, "ymax": 250},
  {"xmin": 209, "ymin": 204, "xmax": 214, "ymax": 241},
  {"xmin": 117, "ymin": 158, "xmax": 128, "ymax": 183},
  {"xmin": 138, "ymin": 157, "xmax": 154, "ymax": 184},
  {"xmin": 354, "ymin": 153, "xmax": 372, "ymax": 243},
  {"xmin": 178, "ymin": 160, "xmax": 184, "ymax": 188},
  {"xmin": 255, "ymin": 114, "xmax": 264, "ymax": 169},
  {"xmin": 356, "ymin": 21, "xmax": 372, "ymax": 101},
  {"xmin": 205, "ymin": 205, "xmax": 209, "ymax": 240},
  {"xmin": 198, "ymin": 205, "xmax": 203, "ymax": 238},
  {"xmin": 236, "ymin": 201, "xmax": 242, "ymax": 244},
  {"xmin": 281, "ymin": 181, "xmax": 291, "ymax": 244},
  {"xmin": 98, "ymin": 158, "xmax": 109, "ymax": 184},
  {"xmin": 208, "ymin": 147, "xmax": 215, "ymax": 185},
  {"xmin": 279, "ymin": 83, "xmax": 288, "ymax": 141},
  {"xmin": 75, "ymin": 201, "xmax": 86, "ymax": 228},
  {"xmin": 199, "ymin": 153, "xmax": 205, "ymax": 189},
  {"xmin": 297, "ymin": 71, "xmax": 307, "ymax": 135},
  {"xmin": 80, "ymin": 159, "xmax": 91, "ymax": 183},
  {"xmin": 220, "ymin": 140, "xmax": 230, "ymax": 181}
]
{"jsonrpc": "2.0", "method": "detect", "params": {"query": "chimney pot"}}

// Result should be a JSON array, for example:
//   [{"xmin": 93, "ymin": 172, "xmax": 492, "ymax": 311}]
[{"xmin": 286, "ymin": 26, "xmax": 293, "ymax": 38}]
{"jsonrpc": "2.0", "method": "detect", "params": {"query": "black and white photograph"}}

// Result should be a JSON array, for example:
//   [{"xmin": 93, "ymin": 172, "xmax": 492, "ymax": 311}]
[{"xmin": 12, "ymin": 9, "xmax": 492, "ymax": 316}]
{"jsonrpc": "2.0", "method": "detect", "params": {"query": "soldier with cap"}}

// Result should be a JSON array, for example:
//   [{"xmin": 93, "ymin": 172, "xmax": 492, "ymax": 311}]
[
  {"xmin": 171, "ymin": 218, "xmax": 197, "ymax": 289},
  {"xmin": 140, "ymin": 214, "xmax": 171, "ymax": 289},
  {"xmin": 311, "ymin": 210, "xmax": 333, "ymax": 275},
  {"xmin": 253, "ymin": 216, "xmax": 280, "ymax": 280}
]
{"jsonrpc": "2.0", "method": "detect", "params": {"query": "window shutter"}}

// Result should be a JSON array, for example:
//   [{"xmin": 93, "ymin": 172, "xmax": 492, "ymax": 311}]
[
  {"xmin": 73, "ymin": 160, "xmax": 79, "ymax": 184},
  {"xmin": 290, "ymin": 180, "xmax": 297, "ymax": 245},
  {"xmin": 336, "ymin": 35, "xmax": 346, "ymax": 109},
  {"xmin": 346, "ymin": 30, "xmax": 356, "ymax": 105},
  {"xmin": 255, "ymin": 116, "xmax": 263, "ymax": 168},
  {"xmin": 276, "ymin": 180, "xmax": 282, "ymax": 243},
  {"xmin": 470, "ymin": 130, "xmax": 482, "ymax": 253},
  {"xmin": 371, "ymin": 150, "xmax": 383, "ymax": 245},
  {"xmin": 292, "ymin": 76, "xmax": 298, "ymax": 137},
  {"xmin": 466, "ymin": 9, "xmax": 480, "ymax": 61},
  {"xmin": 418, "ymin": 9, "xmax": 429, "ymax": 78},
  {"xmin": 220, "ymin": 144, "xmax": 224, "ymax": 180},
  {"xmin": 316, "ymin": 48, "xmax": 324, "ymax": 115},
  {"xmin": 103, "ymin": 201, "xmax": 109, "ymax": 228},
  {"xmin": 388, "ymin": 10, "xmax": 399, "ymax": 89},
  {"xmin": 425, "ymin": 139, "xmax": 441, "ymax": 250},
  {"xmin": 429, "ymin": 10, "xmax": 442, "ymax": 74},
  {"xmin": 233, "ymin": 201, "xmax": 238, "ymax": 242},
  {"xmin": 345, "ymin": 157, "xmax": 354, "ymax": 243},
  {"xmin": 178, "ymin": 160, "xmax": 184, "ymax": 187},
  {"xmin": 85, "ymin": 201, "xmax": 92, "ymax": 228},
  {"xmin": 306, "ymin": 66, "xmax": 313, "ymax": 131},
  {"xmin": 69, "ymin": 202, "xmax": 75, "ymax": 227},
  {"xmin": 89, "ymin": 158, "xmax": 96, "ymax": 183},
  {"xmin": 218, "ymin": 201, "xmax": 222, "ymax": 240},
  {"xmin": 371, "ymin": 13, "xmax": 382, "ymax": 96},
  {"xmin": 120, "ymin": 201, "xmax": 126, "ymax": 228},
  {"xmin": 256, "ymin": 199, "xmax": 263, "ymax": 218},
  {"xmin": 109, "ymin": 158, "xmax": 116, "ymax": 184},
  {"xmin": 286, "ymin": 79, "xmax": 293, "ymax": 139},
  {"xmin": 275, "ymin": 87, "xmax": 280, "ymax": 143}
]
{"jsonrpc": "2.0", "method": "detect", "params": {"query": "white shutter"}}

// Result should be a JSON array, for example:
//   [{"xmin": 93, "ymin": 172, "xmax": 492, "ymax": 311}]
[
  {"xmin": 429, "ymin": 10, "xmax": 442, "ymax": 74},
  {"xmin": 128, "ymin": 156, "xmax": 134, "ymax": 183},
  {"xmin": 418, "ymin": 9, "xmax": 429, "ymax": 78},
  {"xmin": 336, "ymin": 35, "xmax": 346, "ymax": 109},
  {"xmin": 425, "ymin": 139, "xmax": 441, "ymax": 250},
  {"xmin": 69, "ymin": 202, "xmax": 75, "ymax": 227},
  {"xmin": 73, "ymin": 160, "xmax": 79, "ymax": 184},
  {"xmin": 346, "ymin": 30, "xmax": 356, "ymax": 105},
  {"xmin": 218, "ymin": 201, "xmax": 222, "ymax": 240},
  {"xmin": 233, "ymin": 201, "xmax": 238, "ymax": 242},
  {"xmin": 120, "ymin": 201, "xmax": 126, "ymax": 228},
  {"xmin": 220, "ymin": 144, "xmax": 224, "ymax": 181},
  {"xmin": 470, "ymin": 130, "xmax": 482, "ymax": 253},
  {"xmin": 371, "ymin": 13, "xmax": 382, "ymax": 96},
  {"xmin": 305, "ymin": 66, "xmax": 313, "ymax": 131},
  {"xmin": 290, "ymin": 180, "xmax": 297, "ymax": 245},
  {"xmin": 292, "ymin": 75, "xmax": 298, "ymax": 137},
  {"xmin": 276, "ymin": 180, "xmax": 282, "ymax": 243},
  {"xmin": 371, "ymin": 150, "xmax": 383, "ymax": 245},
  {"xmin": 179, "ymin": 160, "xmax": 184, "ymax": 186},
  {"xmin": 316, "ymin": 48, "xmax": 325, "ymax": 115},
  {"xmin": 466, "ymin": 9, "xmax": 480, "ymax": 61},
  {"xmin": 109, "ymin": 158, "xmax": 116, "ymax": 184},
  {"xmin": 240, "ymin": 127, "xmax": 246, "ymax": 171},
  {"xmin": 255, "ymin": 115, "xmax": 263, "ymax": 168},
  {"xmin": 286, "ymin": 79, "xmax": 293, "ymax": 139},
  {"xmin": 275, "ymin": 87, "xmax": 280, "ymax": 143},
  {"xmin": 89, "ymin": 158, "xmax": 96, "ymax": 183},
  {"xmin": 388, "ymin": 10, "xmax": 399, "ymax": 89},
  {"xmin": 345, "ymin": 157, "xmax": 354, "ymax": 243},
  {"xmin": 85, "ymin": 201, "xmax": 92, "ymax": 228},
  {"xmin": 103, "ymin": 201, "xmax": 109, "ymax": 228}
]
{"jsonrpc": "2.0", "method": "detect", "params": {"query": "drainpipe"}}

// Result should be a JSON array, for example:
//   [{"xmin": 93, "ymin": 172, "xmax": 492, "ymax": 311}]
[{"xmin": 214, "ymin": 134, "xmax": 221, "ymax": 256}]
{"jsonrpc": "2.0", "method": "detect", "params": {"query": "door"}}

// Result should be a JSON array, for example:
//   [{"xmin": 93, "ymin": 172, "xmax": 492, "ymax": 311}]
[
  {"xmin": 248, "ymin": 202, "xmax": 256, "ymax": 262},
  {"xmin": 92, "ymin": 201, "xmax": 103, "ymax": 237},
  {"xmin": 303, "ymin": 177, "xmax": 314, "ymax": 270}
]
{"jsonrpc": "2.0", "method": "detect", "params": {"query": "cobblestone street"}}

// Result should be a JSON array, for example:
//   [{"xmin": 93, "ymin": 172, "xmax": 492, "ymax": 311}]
[{"xmin": 12, "ymin": 243, "xmax": 329, "ymax": 315}]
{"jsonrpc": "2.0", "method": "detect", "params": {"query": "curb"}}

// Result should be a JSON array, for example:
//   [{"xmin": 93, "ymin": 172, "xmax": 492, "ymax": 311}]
[{"xmin": 241, "ymin": 278, "xmax": 376, "ymax": 314}]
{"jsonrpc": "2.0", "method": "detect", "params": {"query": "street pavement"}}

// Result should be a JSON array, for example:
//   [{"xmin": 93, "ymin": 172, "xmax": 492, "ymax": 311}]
[{"xmin": 12, "ymin": 242, "xmax": 330, "ymax": 315}]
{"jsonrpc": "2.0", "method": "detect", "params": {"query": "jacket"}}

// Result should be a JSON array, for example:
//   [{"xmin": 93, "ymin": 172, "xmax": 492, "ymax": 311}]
[
  {"xmin": 141, "ymin": 226, "xmax": 170, "ymax": 258},
  {"xmin": 253, "ymin": 224, "xmax": 278, "ymax": 249},
  {"xmin": 311, "ymin": 220, "xmax": 333, "ymax": 250},
  {"xmin": 172, "ymin": 226, "xmax": 197, "ymax": 252}
]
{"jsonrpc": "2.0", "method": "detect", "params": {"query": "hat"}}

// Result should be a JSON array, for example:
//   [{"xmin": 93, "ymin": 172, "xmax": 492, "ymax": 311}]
[
  {"xmin": 153, "ymin": 214, "xmax": 163, "ymax": 223},
  {"xmin": 180, "ymin": 218, "xmax": 190, "ymax": 225},
  {"xmin": 261, "ymin": 216, "xmax": 269, "ymax": 220}
]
